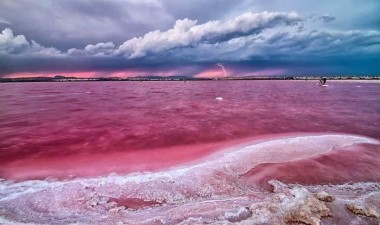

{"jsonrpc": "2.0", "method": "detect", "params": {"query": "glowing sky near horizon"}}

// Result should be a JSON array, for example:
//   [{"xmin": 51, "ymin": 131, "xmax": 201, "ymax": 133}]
[{"xmin": 0, "ymin": 0, "xmax": 379, "ymax": 77}]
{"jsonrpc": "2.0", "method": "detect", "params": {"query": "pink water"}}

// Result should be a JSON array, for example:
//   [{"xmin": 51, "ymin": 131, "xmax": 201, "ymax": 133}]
[
  {"xmin": 0, "ymin": 80, "xmax": 379, "ymax": 225},
  {"xmin": 1, "ymin": 80, "xmax": 379, "ymax": 179}
]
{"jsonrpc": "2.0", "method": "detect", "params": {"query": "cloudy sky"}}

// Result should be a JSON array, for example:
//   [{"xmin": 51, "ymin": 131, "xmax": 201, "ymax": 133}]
[{"xmin": 0, "ymin": 0, "xmax": 379, "ymax": 77}]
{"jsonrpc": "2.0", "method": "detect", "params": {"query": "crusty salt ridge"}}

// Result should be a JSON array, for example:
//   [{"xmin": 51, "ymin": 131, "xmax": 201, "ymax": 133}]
[
  {"xmin": 1, "ymin": 181, "xmax": 379, "ymax": 225},
  {"xmin": 346, "ymin": 192, "xmax": 380, "ymax": 218},
  {"xmin": 240, "ymin": 180, "xmax": 333, "ymax": 225},
  {"xmin": 0, "ymin": 134, "xmax": 379, "ymax": 225},
  {"xmin": 315, "ymin": 191, "xmax": 335, "ymax": 202}
]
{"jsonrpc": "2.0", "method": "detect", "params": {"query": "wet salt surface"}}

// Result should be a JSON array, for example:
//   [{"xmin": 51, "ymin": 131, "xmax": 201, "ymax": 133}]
[
  {"xmin": 1, "ymin": 81, "xmax": 380, "ymax": 224},
  {"xmin": 1, "ymin": 134, "xmax": 380, "ymax": 225}
]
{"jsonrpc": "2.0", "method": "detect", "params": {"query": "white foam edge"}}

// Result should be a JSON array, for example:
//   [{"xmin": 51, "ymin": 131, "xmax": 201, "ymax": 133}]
[{"xmin": 0, "ymin": 134, "xmax": 378, "ymax": 201}]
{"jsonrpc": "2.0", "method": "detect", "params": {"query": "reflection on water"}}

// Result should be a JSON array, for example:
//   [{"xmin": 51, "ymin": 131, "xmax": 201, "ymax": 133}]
[
  {"xmin": 0, "ymin": 81, "xmax": 379, "ymax": 179},
  {"xmin": 0, "ymin": 81, "xmax": 379, "ymax": 225}
]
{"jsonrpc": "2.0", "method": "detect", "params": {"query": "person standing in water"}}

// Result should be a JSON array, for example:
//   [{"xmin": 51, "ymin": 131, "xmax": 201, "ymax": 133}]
[{"xmin": 319, "ymin": 77, "xmax": 327, "ymax": 85}]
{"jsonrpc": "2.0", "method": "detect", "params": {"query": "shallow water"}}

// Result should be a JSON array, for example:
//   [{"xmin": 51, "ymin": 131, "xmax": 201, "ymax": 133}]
[
  {"xmin": 0, "ymin": 80, "xmax": 379, "ymax": 224},
  {"xmin": 1, "ymin": 80, "xmax": 379, "ymax": 179}
]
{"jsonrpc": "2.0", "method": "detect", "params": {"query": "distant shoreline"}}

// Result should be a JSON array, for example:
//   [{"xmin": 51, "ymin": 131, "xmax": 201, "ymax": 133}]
[
  {"xmin": 1, "ymin": 76, "xmax": 379, "ymax": 83},
  {"xmin": 327, "ymin": 79, "xmax": 380, "ymax": 83}
]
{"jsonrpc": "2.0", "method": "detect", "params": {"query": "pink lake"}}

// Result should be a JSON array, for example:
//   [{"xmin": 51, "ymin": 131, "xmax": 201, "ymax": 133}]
[
  {"xmin": 0, "ymin": 80, "xmax": 379, "ymax": 225},
  {"xmin": 1, "ymin": 80, "xmax": 379, "ymax": 179}
]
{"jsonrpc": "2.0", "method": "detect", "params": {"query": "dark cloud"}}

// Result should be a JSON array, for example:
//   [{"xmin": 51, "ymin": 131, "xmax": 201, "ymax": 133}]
[
  {"xmin": 1, "ymin": 0, "xmax": 379, "ymax": 49},
  {"xmin": 0, "ymin": 0, "xmax": 246, "ymax": 51},
  {"xmin": 235, "ymin": 0, "xmax": 380, "ymax": 30},
  {"xmin": 0, "ymin": 0, "xmax": 379, "ymax": 77},
  {"xmin": 115, "ymin": 11, "xmax": 301, "ymax": 58},
  {"xmin": 1, "ymin": 26, "xmax": 379, "ymax": 76},
  {"xmin": 0, "ymin": 18, "xmax": 11, "ymax": 25},
  {"xmin": 0, "ymin": 0, "xmax": 175, "ymax": 50},
  {"xmin": 318, "ymin": 14, "xmax": 335, "ymax": 23},
  {"xmin": 160, "ymin": 0, "xmax": 242, "ymax": 23}
]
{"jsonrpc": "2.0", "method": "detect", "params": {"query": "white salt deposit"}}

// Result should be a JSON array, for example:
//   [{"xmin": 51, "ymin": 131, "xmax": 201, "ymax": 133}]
[{"xmin": 0, "ymin": 134, "xmax": 379, "ymax": 225}]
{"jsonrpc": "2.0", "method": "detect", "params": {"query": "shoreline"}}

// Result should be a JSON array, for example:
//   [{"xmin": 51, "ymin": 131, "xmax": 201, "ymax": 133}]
[
  {"xmin": 0, "ymin": 133, "xmax": 379, "ymax": 225},
  {"xmin": 327, "ymin": 79, "xmax": 380, "ymax": 83},
  {"xmin": 0, "ymin": 132, "xmax": 329, "ymax": 181},
  {"xmin": 1, "ymin": 77, "xmax": 380, "ymax": 83},
  {"xmin": 1, "ymin": 132, "xmax": 378, "ymax": 182}
]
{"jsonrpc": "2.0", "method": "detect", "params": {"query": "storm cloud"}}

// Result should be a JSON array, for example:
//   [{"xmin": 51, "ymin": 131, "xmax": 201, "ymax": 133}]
[
  {"xmin": 0, "ymin": 0, "xmax": 379, "ymax": 77},
  {"xmin": 318, "ymin": 14, "xmax": 336, "ymax": 23}
]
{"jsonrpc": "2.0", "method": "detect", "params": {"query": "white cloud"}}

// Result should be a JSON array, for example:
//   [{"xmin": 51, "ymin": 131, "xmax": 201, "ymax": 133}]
[
  {"xmin": 30, "ymin": 40, "xmax": 62, "ymax": 56},
  {"xmin": 68, "ymin": 42, "xmax": 115, "ymax": 56},
  {"xmin": 116, "ymin": 11, "xmax": 302, "ymax": 58},
  {"xmin": 0, "ymin": 28, "xmax": 62, "ymax": 56},
  {"xmin": 0, "ymin": 28, "xmax": 29, "ymax": 54}
]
